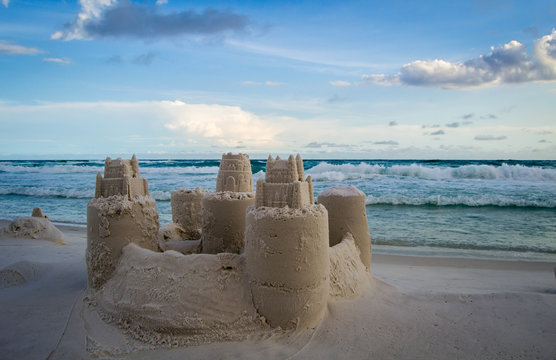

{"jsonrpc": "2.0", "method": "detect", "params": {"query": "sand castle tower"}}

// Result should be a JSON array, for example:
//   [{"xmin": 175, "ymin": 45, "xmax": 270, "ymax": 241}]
[
  {"xmin": 170, "ymin": 187, "xmax": 207, "ymax": 240},
  {"xmin": 86, "ymin": 155, "xmax": 159, "ymax": 290},
  {"xmin": 201, "ymin": 153, "xmax": 255, "ymax": 254},
  {"xmin": 255, "ymin": 154, "xmax": 314, "ymax": 208},
  {"xmin": 245, "ymin": 154, "xmax": 329, "ymax": 329},
  {"xmin": 318, "ymin": 186, "xmax": 372, "ymax": 270},
  {"xmin": 216, "ymin": 153, "xmax": 253, "ymax": 192}
]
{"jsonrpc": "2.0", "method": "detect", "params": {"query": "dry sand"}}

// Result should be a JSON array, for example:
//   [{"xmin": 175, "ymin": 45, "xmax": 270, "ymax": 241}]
[{"xmin": 0, "ymin": 220, "xmax": 555, "ymax": 359}]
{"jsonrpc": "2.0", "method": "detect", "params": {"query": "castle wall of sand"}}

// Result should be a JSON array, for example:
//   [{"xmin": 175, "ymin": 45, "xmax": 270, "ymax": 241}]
[
  {"xmin": 170, "ymin": 188, "xmax": 206, "ymax": 240},
  {"xmin": 95, "ymin": 244, "xmax": 270, "ymax": 345},
  {"xmin": 86, "ymin": 195, "xmax": 159, "ymax": 289},
  {"xmin": 318, "ymin": 186, "xmax": 371, "ymax": 269},
  {"xmin": 245, "ymin": 205, "xmax": 330, "ymax": 329},
  {"xmin": 201, "ymin": 192, "xmax": 254, "ymax": 254},
  {"xmin": 328, "ymin": 233, "xmax": 369, "ymax": 298}
]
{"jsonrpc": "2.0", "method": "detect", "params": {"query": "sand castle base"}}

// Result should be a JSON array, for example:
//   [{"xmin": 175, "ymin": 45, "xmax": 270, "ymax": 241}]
[
  {"xmin": 245, "ymin": 205, "xmax": 329, "ymax": 329},
  {"xmin": 86, "ymin": 195, "xmax": 159, "ymax": 289},
  {"xmin": 201, "ymin": 192, "xmax": 255, "ymax": 254},
  {"xmin": 318, "ymin": 186, "xmax": 371, "ymax": 270}
]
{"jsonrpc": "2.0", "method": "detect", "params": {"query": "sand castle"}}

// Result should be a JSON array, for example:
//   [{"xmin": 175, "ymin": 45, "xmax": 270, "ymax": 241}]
[
  {"xmin": 86, "ymin": 152, "xmax": 372, "ymax": 339},
  {"xmin": 86, "ymin": 155, "xmax": 159, "ymax": 290}
]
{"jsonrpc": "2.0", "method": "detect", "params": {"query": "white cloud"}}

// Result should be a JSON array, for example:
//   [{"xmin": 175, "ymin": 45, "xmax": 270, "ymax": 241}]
[
  {"xmin": 51, "ymin": 0, "xmax": 116, "ymax": 40},
  {"xmin": 42, "ymin": 57, "xmax": 72, "ymax": 64},
  {"xmin": 360, "ymin": 29, "xmax": 556, "ymax": 89},
  {"xmin": 162, "ymin": 101, "xmax": 281, "ymax": 147},
  {"xmin": 330, "ymin": 80, "xmax": 352, "ymax": 87},
  {"xmin": 155, "ymin": 0, "xmax": 167, "ymax": 4},
  {"xmin": 1, "ymin": 0, "xmax": 10, "ymax": 8},
  {"xmin": 0, "ymin": 40, "xmax": 42, "ymax": 55},
  {"xmin": 241, "ymin": 80, "xmax": 285, "ymax": 86}
]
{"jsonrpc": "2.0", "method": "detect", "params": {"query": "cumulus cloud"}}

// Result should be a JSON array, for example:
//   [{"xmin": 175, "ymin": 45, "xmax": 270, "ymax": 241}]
[
  {"xmin": 360, "ymin": 29, "xmax": 556, "ymax": 89},
  {"xmin": 42, "ymin": 57, "xmax": 71, "ymax": 64},
  {"xmin": 52, "ymin": 0, "xmax": 248, "ymax": 41},
  {"xmin": 462, "ymin": 113, "xmax": 474, "ymax": 120},
  {"xmin": 474, "ymin": 135, "xmax": 507, "ymax": 141},
  {"xmin": 445, "ymin": 122, "xmax": 460, "ymax": 128},
  {"xmin": 163, "ymin": 101, "xmax": 279, "ymax": 147},
  {"xmin": 430, "ymin": 130, "xmax": 445, "ymax": 135},
  {"xmin": 0, "ymin": 40, "xmax": 42, "ymax": 55}
]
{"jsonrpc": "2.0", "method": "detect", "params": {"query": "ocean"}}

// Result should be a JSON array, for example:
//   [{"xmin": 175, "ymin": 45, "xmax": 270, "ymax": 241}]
[{"xmin": 1, "ymin": 159, "xmax": 555, "ymax": 261}]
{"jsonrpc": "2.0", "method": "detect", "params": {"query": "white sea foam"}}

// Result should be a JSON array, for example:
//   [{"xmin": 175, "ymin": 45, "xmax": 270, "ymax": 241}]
[
  {"xmin": 0, "ymin": 187, "xmax": 94, "ymax": 199},
  {"xmin": 141, "ymin": 166, "xmax": 219, "ymax": 175},
  {"xmin": 0, "ymin": 164, "xmax": 103, "ymax": 174},
  {"xmin": 307, "ymin": 162, "xmax": 556, "ymax": 181},
  {"xmin": 365, "ymin": 194, "xmax": 556, "ymax": 208}
]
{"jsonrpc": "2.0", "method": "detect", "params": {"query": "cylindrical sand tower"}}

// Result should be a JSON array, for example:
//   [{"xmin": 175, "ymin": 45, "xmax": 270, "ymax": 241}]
[
  {"xmin": 201, "ymin": 192, "xmax": 255, "ymax": 254},
  {"xmin": 87, "ymin": 196, "xmax": 159, "ymax": 289},
  {"xmin": 171, "ymin": 187, "xmax": 206, "ymax": 240},
  {"xmin": 317, "ymin": 186, "xmax": 371, "ymax": 270},
  {"xmin": 245, "ymin": 205, "xmax": 330, "ymax": 329},
  {"xmin": 216, "ymin": 153, "xmax": 253, "ymax": 193}
]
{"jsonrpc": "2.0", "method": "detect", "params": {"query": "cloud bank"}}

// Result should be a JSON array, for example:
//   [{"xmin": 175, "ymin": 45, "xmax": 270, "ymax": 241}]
[
  {"xmin": 162, "ymin": 101, "xmax": 279, "ymax": 147},
  {"xmin": 52, "ymin": 0, "xmax": 248, "ymax": 41},
  {"xmin": 359, "ymin": 30, "xmax": 556, "ymax": 89}
]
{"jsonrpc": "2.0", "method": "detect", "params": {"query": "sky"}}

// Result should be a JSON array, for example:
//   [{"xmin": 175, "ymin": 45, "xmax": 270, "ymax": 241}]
[{"xmin": 0, "ymin": 0, "xmax": 555, "ymax": 159}]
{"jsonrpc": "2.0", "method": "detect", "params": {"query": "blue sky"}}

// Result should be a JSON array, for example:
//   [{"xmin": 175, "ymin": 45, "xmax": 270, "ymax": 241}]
[{"xmin": 0, "ymin": 0, "xmax": 555, "ymax": 159}]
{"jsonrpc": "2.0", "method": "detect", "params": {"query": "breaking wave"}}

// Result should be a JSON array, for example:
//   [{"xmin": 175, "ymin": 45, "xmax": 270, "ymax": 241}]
[
  {"xmin": 307, "ymin": 162, "xmax": 556, "ymax": 181},
  {"xmin": 364, "ymin": 194, "xmax": 556, "ymax": 208}
]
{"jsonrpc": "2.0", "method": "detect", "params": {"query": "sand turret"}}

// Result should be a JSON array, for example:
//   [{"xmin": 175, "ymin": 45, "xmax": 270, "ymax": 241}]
[
  {"xmin": 86, "ymin": 155, "xmax": 159, "ymax": 290},
  {"xmin": 246, "ymin": 154, "xmax": 329, "ymax": 329},
  {"xmin": 94, "ymin": 154, "xmax": 149, "ymax": 199},
  {"xmin": 318, "ymin": 186, "xmax": 371, "ymax": 270},
  {"xmin": 170, "ymin": 187, "xmax": 207, "ymax": 240},
  {"xmin": 201, "ymin": 153, "xmax": 255, "ymax": 254},
  {"xmin": 255, "ymin": 154, "xmax": 314, "ymax": 209},
  {"xmin": 216, "ymin": 153, "xmax": 253, "ymax": 192}
]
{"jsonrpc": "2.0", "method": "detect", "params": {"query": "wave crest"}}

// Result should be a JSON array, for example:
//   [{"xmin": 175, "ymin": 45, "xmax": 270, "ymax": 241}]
[
  {"xmin": 365, "ymin": 194, "xmax": 556, "ymax": 208},
  {"xmin": 306, "ymin": 162, "xmax": 556, "ymax": 181}
]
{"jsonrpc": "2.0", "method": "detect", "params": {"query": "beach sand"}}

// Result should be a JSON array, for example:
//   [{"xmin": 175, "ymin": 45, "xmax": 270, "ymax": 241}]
[{"xmin": 0, "ymin": 220, "xmax": 554, "ymax": 359}]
